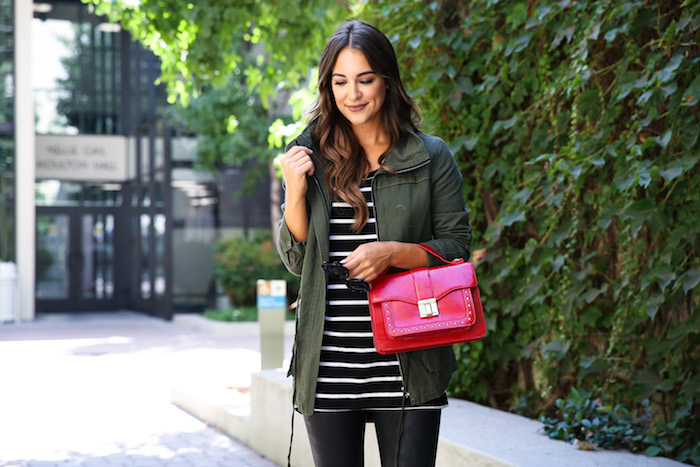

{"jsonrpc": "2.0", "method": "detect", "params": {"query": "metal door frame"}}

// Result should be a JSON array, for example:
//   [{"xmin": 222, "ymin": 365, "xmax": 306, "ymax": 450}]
[{"xmin": 35, "ymin": 206, "xmax": 126, "ymax": 312}]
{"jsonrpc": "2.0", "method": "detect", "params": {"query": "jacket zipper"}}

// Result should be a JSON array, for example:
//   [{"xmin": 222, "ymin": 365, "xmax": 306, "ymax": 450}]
[{"xmin": 369, "ymin": 159, "xmax": 431, "ymax": 399}]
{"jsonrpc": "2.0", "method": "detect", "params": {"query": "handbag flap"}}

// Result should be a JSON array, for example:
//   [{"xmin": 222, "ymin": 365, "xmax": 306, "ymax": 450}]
[
  {"xmin": 368, "ymin": 261, "xmax": 477, "ymax": 304},
  {"xmin": 368, "ymin": 262, "xmax": 479, "ymax": 338}
]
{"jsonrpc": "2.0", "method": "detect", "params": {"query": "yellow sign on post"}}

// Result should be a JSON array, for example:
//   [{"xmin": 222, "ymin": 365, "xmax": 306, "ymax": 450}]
[{"xmin": 257, "ymin": 279, "xmax": 286, "ymax": 369}]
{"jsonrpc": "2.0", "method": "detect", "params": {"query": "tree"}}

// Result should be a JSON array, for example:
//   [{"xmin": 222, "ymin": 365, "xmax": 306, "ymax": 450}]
[
  {"xmin": 83, "ymin": 0, "xmax": 353, "ymax": 233},
  {"xmin": 83, "ymin": 0, "xmax": 351, "ymax": 107}
]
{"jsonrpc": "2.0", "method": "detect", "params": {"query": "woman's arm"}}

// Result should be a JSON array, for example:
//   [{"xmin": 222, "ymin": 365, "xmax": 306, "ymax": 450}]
[
  {"xmin": 279, "ymin": 146, "xmax": 315, "ymax": 242},
  {"xmin": 276, "ymin": 144, "xmax": 315, "ymax": 276},
  {"xmin": 342, "ymin": 241, "xmax": 428, "ymax": 283},
  {"xmin": 422, "ymin": 137, "xmax": 472, "ymax": 264}
]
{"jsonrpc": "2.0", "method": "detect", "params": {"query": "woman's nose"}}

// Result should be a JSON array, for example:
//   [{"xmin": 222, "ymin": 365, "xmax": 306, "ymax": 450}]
[{"xmin": 350, "ymin": 83, "xmax": 362, "ymax": 99}]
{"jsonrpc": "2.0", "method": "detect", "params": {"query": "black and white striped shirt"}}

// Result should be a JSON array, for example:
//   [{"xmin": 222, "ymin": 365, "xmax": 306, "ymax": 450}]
[{"xmin": 314, "ymin": 172, "xmax": 447, "ymax": 412}]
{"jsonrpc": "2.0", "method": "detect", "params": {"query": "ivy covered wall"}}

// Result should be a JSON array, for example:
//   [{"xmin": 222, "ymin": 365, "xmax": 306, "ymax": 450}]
[{"xmin": 363, "ymin": 0, "xmax": 699, "ymax": 461}]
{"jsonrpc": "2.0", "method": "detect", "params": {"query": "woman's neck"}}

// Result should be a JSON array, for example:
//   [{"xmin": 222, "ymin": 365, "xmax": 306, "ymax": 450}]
[{"xmin": 353, "ymin": 124, "xmax": 389, "ymax": 170}]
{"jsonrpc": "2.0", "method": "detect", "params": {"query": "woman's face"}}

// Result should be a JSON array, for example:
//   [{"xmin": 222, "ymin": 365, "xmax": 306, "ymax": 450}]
[{"xmin": 331, "ymin": 47, "xmax": 387, "ymax": 130}]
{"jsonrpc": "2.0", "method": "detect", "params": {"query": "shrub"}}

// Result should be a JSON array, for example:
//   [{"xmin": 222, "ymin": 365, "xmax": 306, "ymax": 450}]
[
  {"xmin": 541, "ymin": 387, "xmax": 698, "ymax": 462},
  {"xmin": 214, "ymin": 230, "xmax": 299, "ymax": 307}
]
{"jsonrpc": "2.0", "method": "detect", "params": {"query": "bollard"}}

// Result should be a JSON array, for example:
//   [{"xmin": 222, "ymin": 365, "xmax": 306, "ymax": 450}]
[
  {"xmin": 256, "ymin": 279, "xmax": 286, "ymax": 369},
  {"xmin": 0, "ymin": 262, "xmax": 19, "ymax": 324}
]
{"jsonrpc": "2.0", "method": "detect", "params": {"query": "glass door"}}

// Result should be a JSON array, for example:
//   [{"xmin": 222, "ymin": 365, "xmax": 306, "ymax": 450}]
[
  {"xmin": 36, "ymin": 208, "xmax": 121, "ymax": 312},
  {"xmin": 36, "ymin": 214, "xmax": 70, "ymax": 300},
  {"xmin": 81, "ymin": 213, "xmax": 116, "ymax": 301}
]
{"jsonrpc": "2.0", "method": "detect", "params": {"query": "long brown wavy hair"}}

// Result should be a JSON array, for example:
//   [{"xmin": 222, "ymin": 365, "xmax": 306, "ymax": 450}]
[{"xmin": 310, "ymin": 21, "xmax": 422, "ymax": 232}]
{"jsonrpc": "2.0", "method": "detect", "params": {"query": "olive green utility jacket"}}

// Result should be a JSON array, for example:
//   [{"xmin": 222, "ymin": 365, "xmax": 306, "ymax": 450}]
[{"xmin": 277, "ymin": 120, "xmax": 472, "ymax": 415}]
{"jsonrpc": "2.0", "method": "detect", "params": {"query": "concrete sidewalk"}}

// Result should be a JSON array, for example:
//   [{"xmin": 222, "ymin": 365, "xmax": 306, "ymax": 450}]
[{"xmin": 0, "ymin": 311, "xmax": 291, "ymax": 467}]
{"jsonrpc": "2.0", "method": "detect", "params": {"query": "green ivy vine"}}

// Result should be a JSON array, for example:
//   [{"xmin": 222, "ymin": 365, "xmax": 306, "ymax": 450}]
[{"xmin": 364, "ymin": 0, "xmax": 699, "ymax": 463}]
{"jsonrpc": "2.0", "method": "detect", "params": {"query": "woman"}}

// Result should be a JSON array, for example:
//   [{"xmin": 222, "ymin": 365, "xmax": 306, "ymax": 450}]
[{"xmin": 278, "ymin": 21, "xmax": 472, "ymax": 467}]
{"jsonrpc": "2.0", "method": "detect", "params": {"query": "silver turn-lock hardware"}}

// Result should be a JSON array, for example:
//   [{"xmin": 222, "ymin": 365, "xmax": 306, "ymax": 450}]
[{"xmin": 418, "ymin": 298, "xmax": 439, "ymax": 318}]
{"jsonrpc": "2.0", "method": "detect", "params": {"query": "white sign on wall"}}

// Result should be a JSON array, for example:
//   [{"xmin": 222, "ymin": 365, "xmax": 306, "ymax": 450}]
[{"xmin": 35, "ymin": 134, "xmax": 128, "ymax": 182}]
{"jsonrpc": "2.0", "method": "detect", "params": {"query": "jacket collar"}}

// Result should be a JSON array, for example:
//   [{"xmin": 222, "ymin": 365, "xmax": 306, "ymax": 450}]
[
  {"xmin": 297, "ymin": 118, "xmax": 430, "ymax": 174},
  {"xmin": 383, "ymin": 122, "xmax": 430, "ymax": 173}
]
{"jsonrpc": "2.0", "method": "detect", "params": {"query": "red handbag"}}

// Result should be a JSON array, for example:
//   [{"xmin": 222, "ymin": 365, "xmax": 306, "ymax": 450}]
[{"xmin": 367, "ymin": 244, "xmax": 485, "ymax": 354}]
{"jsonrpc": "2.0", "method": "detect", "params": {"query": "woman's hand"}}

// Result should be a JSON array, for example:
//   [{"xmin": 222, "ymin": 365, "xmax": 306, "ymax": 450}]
[
  {"xmin": 279, "ymin": 145, "xmax": 314, "ymax": 242},
  {"xmin": 342, "ymin": 241, "xmax": 429, "ymax": 283},
  {"xmin": 279, "ymin": 146, "xmax": 314, "ymax": 201}
]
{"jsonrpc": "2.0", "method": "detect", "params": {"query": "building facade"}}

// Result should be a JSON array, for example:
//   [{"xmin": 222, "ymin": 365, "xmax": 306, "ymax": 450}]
[{"xmin": 1, "ymin": 0, "xmax": 271, "ymax": 321}]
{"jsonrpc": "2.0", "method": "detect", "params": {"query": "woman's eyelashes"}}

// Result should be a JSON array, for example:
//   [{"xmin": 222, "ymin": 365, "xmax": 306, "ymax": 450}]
[{"xmin": 332, "ymin": 79, "xmax": 376, "ymax": 86}]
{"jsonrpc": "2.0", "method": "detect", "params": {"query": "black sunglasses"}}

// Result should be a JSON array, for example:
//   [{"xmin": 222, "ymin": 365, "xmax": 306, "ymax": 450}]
[{"xmin": 322, "ymin": 261, "xmax": 370, "ymax": 293}]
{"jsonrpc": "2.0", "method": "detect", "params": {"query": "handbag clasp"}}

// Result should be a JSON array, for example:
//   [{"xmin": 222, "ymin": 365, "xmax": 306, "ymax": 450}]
[{"xmin": 418, "ymin": 298, "xmax": 439, "ymax": 318}]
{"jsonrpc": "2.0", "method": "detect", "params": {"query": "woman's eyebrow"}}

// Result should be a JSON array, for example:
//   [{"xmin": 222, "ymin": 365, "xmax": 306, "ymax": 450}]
[{"xmin": 331, "ymin": 71, "xmax": 376, "ymax": 78}]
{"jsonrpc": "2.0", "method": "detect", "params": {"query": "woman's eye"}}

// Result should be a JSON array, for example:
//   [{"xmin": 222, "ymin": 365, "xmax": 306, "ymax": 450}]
[
  {"xmin": 333, "ymin": 81, "xmax": 346, "ymax": 86},
  {"xmin": 360, "ymin": 80, "xmax": 374, "ymax": 85}
]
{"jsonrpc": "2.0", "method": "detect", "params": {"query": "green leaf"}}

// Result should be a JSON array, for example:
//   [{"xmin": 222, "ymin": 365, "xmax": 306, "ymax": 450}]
[
  {"xmin": 580, "ymin": 307, "xmax": 602, "ymax": 328},
  {"xmin": 598, "ymin": 206, "xmax": 618, "ymax": 230},
  {"xmin": 501, "ymin": 211, "xmax": 526, "ymax": 227},
  {"xmin": 506, "ymin": 3, "xmax": 528, "ymax": 28},
  {"xmin": 645, "ymin": 446, "xmax": 664, "ymax": 457},
  {"xmin": 657, "ymin": 130, "xmax": 672, "ymax": 149},
  {"xmin": 542, "ymin": 339, "xmax": 570, "ymax": 359},
  {"xmin": 622, "ymin": 198, "xmax": 659, "ymax": 234},
  {"xmin": 658, "ymin": 54, "xmax": 683, "ymax": 83},
  {"xmin": 604, "ymin": 27, "xmax": 621, "ymax": 42},
  {"xmin": 659, "ymin": 161, "xmax": 684, "ymax": 182},
  {"xmin": 590, "ymin": 156, "xmax": 605, "ymax": 166},
  {"xmin": 551, "ymin": 224, "xmax": 571, "ymax": 246},
  {"xmin": 582, "ymin": 284, "xmax": 608, "ymax": 304},
  {"xmin": 682, "ymin": 75, "xmax": 700, "ymax": 106},
  {"xmin": 679, "ymin": 268, "xmax": 700, "ymax": 294},
  {"xmin": 483, "ymin": 160, "xmax": 508, "ymax": 180},
  {"xmin": 637, "ymin": 89, "xmax": 654, "ymax": 105},
  {"xmin": 651, "ymin": 265, "xmax": 676, "ymax": 292},
  {"xmin": 646, "ymin": 293, "xmax": 665, "ymax": 320},
  {"xmin": 458, "ymin": 76, "xmax": 475, "ymax": 96},
  {"xmin": 551, "ymin": 255, "xmax": 565, "ymax": 271},
  {"xmin": 513, "ymin": 188, "xmax": 533, "ymax": 204},
  {"xmin": 657, "ymin": 380, "xmax": 675, "ymax": 392},
  {"xmin": 614, "ymin": 171, "xmax": 637, "ymax": 191},
  {"xmin": 661, "ymin": 81, "xmax": 677, "ymax": 98}
]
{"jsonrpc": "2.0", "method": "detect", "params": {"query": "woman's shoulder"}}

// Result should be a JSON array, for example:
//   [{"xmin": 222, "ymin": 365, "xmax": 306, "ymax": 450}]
[{"xmin": 412, "ymin": 131, "xmax": 452, "ymax": 160}]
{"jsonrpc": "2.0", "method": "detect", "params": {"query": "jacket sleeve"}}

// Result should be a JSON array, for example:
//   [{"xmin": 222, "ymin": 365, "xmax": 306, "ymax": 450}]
[
  {"xmin": 423, "ymin": 138, "xmax": 473, "ymax": 266},
  {"xmin": 276, "ymin": 133, "xmax": 313, "ymax": 276},
  {"xmin": 277, "ymin": 200, "xmax": 307, "ymax": 277}
]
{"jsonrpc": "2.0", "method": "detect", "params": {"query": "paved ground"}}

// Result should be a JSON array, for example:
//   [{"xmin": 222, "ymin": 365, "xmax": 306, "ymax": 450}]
[{"xmin": 0, "ymin": 311, "xmax": 291, "ymax": 467}]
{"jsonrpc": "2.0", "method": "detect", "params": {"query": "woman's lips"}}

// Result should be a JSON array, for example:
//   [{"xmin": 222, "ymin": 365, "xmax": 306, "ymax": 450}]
[{"xmin": 347, "ymin": 104, "xmax": 367, "ymax": 112}]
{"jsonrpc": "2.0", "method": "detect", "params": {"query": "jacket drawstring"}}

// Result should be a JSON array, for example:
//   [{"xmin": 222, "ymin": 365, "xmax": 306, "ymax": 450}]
[
  {"xmin": 287, "ymin": 401, "xmax": 295, "ymax": 467},
  {"xmin": 394, "ymin": 363, "xmax": 408, "ymax": 467},
  {"xmin": 287, "ymin": 306, "xmax": 301, "ymax": 467}
]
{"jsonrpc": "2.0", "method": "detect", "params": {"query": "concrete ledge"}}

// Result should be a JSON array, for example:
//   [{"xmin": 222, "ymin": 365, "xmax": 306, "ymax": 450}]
[
  {"xmin": 173, "ymin": 370, "xmax": 685, "ymax": 467},
  {"xmin": 173, "ymin": 313, "xmax": 295, "ymax": 336},
  {"xmin": 171, "ymin": 385, "xmax": 251, "ymax": 444}
]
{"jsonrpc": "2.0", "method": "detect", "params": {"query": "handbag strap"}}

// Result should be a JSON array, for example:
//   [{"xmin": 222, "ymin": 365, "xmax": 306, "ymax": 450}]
[{"xmin": 417, "ymin": 244, "xmax": 465, "ymax": 265}]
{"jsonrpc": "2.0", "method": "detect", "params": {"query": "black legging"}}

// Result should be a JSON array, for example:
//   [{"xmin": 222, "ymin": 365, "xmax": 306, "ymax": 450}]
[{"xmin": 303, "ymin": 409, "xmax": 442, "ymax": 467}]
